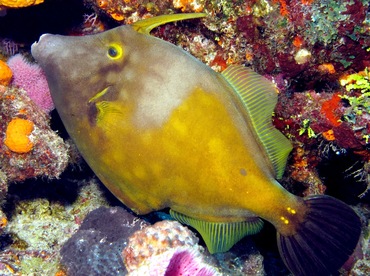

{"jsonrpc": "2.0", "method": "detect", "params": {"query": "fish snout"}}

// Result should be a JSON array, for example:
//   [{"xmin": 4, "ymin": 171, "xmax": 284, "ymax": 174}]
[{"xmin": 31, "ymin": 34, "xmax": 65, "ymax": 67}]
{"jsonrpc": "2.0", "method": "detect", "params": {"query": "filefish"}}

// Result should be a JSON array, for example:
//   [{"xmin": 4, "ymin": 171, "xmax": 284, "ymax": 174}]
[{"xmin": 31, "ymin": 13, "xmax": 361, "ymax": 275}]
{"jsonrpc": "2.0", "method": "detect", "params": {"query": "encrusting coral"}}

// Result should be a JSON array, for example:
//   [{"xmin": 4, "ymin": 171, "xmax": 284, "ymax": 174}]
[
  {"xmin": 0, "ymin": 60, "xmax": 12, "ymax": 86},
  {"xmin": 60, "ymin": 206, "xmax": 148, "ymax": 276},
  {"xmin": 4, "ymin": 117, "xmax": 34, "ymax": 154},
  {"xmin": 0, "ymin": 86, "xmax": 69, "ymax": 183},
  {"xmin": 123, "ymin": 220, "xmax": 218, "ymax": 275},
  {"xmin": 3, "ymin": 178, "xmax": 110, "ymax": 275},
  {"xmin": 0, "ymin": 0, "xmax": 44, "ymax": 8}
]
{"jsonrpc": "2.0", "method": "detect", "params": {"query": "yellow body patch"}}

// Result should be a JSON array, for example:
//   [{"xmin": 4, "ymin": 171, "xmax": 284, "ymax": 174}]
[{"xmin": 88, "ymin": 87, "xmax": 299, "ymax": 223}]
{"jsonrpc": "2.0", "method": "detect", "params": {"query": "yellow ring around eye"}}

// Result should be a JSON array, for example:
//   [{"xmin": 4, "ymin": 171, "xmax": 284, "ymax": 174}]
[{"xmin": 107, "ymin": 43, "xmax": 124, "ymax": 60}]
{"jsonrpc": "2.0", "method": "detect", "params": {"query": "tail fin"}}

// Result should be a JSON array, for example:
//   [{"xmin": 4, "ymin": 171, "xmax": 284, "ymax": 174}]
[{"xmin": 277, "ymin": 195, "xmax": 361, "ymax": 276}]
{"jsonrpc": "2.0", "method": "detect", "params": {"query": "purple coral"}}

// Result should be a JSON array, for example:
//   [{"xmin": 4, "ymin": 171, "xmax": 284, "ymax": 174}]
[
  {"xmin": 7, "ymin": 54, "xmax": 54, "ymax": 113},
  {"xmin": 60, "ymin": 206, "xmax": 148, "ymax": 276},
  {"xmin": 165, "ymin": 249, "xmax": 217, "ymax": 276}
]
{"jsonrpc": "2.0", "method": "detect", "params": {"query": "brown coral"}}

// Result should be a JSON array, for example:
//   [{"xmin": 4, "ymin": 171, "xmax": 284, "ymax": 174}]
[{"xmin": 122, "ymin": 220, "xmax": 199, "ymax": 273}]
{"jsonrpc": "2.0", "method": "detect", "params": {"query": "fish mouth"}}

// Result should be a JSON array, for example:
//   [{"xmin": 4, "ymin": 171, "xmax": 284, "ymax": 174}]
[
  {"xmin": 33, "ymin": 33, "xmax": 51, "ymax": 44},
  {"xmin": 31, "ymin": 33, "xmax": 63, "ymax": 66},
  {"xmin": 31, "ymin": 33, "xmax": 52, "ymax": 53}
]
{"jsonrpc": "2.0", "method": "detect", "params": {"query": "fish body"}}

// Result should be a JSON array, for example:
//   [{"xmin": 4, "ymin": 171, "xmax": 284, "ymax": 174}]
[{"xmin": 32, "ymin": 14, "xmax": 361, "ymax": 275}]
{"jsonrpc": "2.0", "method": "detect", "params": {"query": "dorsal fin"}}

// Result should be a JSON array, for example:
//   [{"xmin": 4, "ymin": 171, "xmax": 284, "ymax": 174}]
[
  {"xmin": 222, "ymin": 65, "xmax": 292, "ymax": 179},
  {"xmin": 131, "ymin": 13, "xmax": 206, "ymax": 35},
  {"xmin": 170, "ymin": 209, "xmax": 264, "ymax": 254}
]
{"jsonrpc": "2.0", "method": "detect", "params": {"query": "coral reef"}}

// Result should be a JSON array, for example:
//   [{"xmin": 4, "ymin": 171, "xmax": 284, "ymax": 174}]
[
  {"xmin": 0, "ymin": 0, "xmax": 44, "ymax": 8},
  {"xmin": 164, "ymin": 248, "xmax": 217, "ymax": 276},
  {"xmin": 0, "ymin": 86, "xmax": 69, "ymax": 183},
  {"xmin": 0, "ymin": 208, "xmax": 7, "ymax": 233},
  {"xmin": 123, "ymin": 220, "xmax": 200, "ymax": 272},
  {"xmin": 61, "ymin": 206, "xmax": 148, "ymax": 276},
  {"xmin": 0, "ymin": 60, "xmax": 12, "ymax": 86},
  {"xmin": 274, "ymin": 87, "xmax": 369, "ymax": 199},
  {"xmin": 85, "ymin": 0, "xmax": 369, "ymax": 86},
  {"xmin": 340, "ymin": 68, "xmax": 370, "ymax": 143},
  {"xmin": 0, "ymin": 39, "xmax": 20, "ymax": 57},
  {"xmin": 0, "ymin": 0, "xmax": 368, "ymax": 275},
  {"xmin": 7, "ymin": 54, "xmax": 54, "ymax": 113},
  {"xmin": 87, "ymin": 0, "xmax": 174, "ymax": 23},
  {"xmin": 4, "ymin": 118, "xmax": 34, "ymax": 154},
  {"xmin": 0, "ymin": 0, "xmax": 44, "ymax": 16},
  {"xmin": 0, "ymin": 178, "xmax": 109, "ymax": 275},
  {"xmin": 122, "ymin": 220, "xmax": 217, "ymax": 275},
  {"xmin": 173, "ymin": 0, "xmax": 205, "ymax": 13},
  {"xmin": 62, "ymin": 210, "xmax": 220, "ymax": 276}
]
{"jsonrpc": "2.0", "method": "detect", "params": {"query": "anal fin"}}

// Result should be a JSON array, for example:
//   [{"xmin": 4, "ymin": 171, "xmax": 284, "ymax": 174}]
[{"xmin": 170, "ymin": 209, "xmax": 264, "ymax": 254}]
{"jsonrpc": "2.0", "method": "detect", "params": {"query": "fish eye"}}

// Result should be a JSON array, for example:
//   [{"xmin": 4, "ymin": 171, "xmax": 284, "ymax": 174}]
[{"xmin": 107, "ymin": 44, "xmax": 123, "ymax": 60}]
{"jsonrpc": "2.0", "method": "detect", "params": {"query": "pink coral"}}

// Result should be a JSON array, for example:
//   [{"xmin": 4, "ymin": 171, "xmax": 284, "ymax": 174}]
[
  {"xmin": 165, "ymin": 249, "xmax": 216, "ymax": 276},
  {"xmin": 7, "ymin": 54, "xmax": 54, "ymax": 112},
  {"xmin": 122, "ymin": 220, "xmax": 218, "ymax": 275}
]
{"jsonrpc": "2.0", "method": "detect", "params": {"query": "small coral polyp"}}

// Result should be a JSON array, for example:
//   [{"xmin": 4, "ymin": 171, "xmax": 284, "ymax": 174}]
[{"xmin": 4, "ymin": 118, "xmax": 34, "ymax": 154}]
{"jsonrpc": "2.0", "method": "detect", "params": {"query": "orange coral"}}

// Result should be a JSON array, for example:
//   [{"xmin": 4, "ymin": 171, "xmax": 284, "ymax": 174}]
[
  {"xmin": 210, "ymin": 52, "xmax": 228, "ymax": 71},
  {"xmin": 292, "ymin": 35, "xmax": 304, "ymax": 48},
  {"xmin": 173, "ymin": 0, "xmax": 204, "ymax": 13},
  {"xmin": 55, "ymin": 269, "xmax": 67, "ymax": 276},
  {"xmin": 0, "ymin": 0, "xmax": 44, "ymax": 8},
  {"xmin": 110, "ymin": 12, "xmax": 125, "ymax": 21},
  {"xmin": 301, "ymin": 0, "xmax": 314, "ymax": 5},
  {"xmin": 0, "ymin": 217, "xmax": 7, "ymax": 228},
  {"xmin": 322, "ymin": 129, "xmax": 336, "ymax": 141},
  {"xmin": 96, "ymin": 0, "xmax": 108, "ymax": 9},
  {"xmin": 0, "ymin": 60, "xmax": 12, "ymax": 86},
  {"xmin": 320, "ymin": 93, "xmax": 342, "ymax": 127},
  {"xmin": 273, "ymin": 0, "xmax": 289, "ymax": 17},
  {"xmin": 4, "ymin": 118, "xmax": 34, "ymax": 153},
  {"xmin": 318, "ymin": 63, "xmax": 336, "ymax": 74}
]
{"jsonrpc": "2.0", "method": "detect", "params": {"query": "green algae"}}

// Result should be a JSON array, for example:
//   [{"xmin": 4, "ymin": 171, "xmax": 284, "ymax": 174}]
[
  {"xmin": 340, "ymin": 68, "xmax": 370, "ymax": 143},
  {"xmin": 306, "ymin": 0, "xmax": 353, "ymax": 46},
  {"xmin": 7, "ymin": 198, "xmax": 74, "ymax": 251},
  {"xmin": 20, "ymin": 256, "xmax": 60, "ymax": 276}
]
